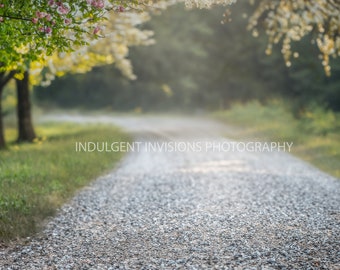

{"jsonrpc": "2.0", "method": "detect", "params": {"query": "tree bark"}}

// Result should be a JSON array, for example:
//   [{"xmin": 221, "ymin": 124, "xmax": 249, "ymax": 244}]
[
  {"xmin": 0, "ymin": 88, "xmax": 5, "ymax": 149},
  {"xmin": 0, "ymin": 70, "xmax": 16, "ymax": 149},
  {"xmin": 16, "ymin": 71, "xmax": 36, "ymax": 142}
]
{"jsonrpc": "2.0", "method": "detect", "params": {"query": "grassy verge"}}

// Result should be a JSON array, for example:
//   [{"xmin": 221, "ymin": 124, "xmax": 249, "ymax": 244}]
[
  {"xmin": 0, "ymin": 123, "xmax": 129, "ymax": 242},
  {"xmin": 213, "ymin": 100, "xmax": 340, "ymax": 179}
]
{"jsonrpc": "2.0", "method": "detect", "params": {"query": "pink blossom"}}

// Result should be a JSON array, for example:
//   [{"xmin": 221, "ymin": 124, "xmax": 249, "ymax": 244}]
[
  {"xmin": 36, "ymin": 11, "xmax": 46, "ymax": 18},
  {"xmin": 32, "ymin": 17, "xmax": 39, "ymax": 24},
  {"xmin": 93, "ymin": 26, "xmax": 101, "ymax": 35},
  {"xmin": 46, "ymin": 14, "xmax": 52, "ymax": 21},
  {"xmin": 0, "ymin": 4, "xmax": 4, "ymax": 8},
  {"xmin": 38, "ymin": 26, "xmax": 52, "ymax": 35},
  {"xmin": 48, "ymin": 0, "xmax": 55, "ymax": 7},
  {"xmin": 57, "ymin": 4, "xmax": 70, "ymax": 15},
  {"xmin": 0, "ymin": 17, "xmax": 4, "ymax": 22},
  {"xmin": 64, "ymin": 18, "xmax": 72, "ymax": 25},
  {"xmin": 92, "ymin": 0, "xmax": 104, "ymax": 9},
  {"xmin": 98, "ymin": 1, "xmax": 105, "ymax": 9},
  {"xmin": 118, "ymin": 6, "xmax": 124, "ymax": 12},
  {"xmin": 45, "ymin": 27, "xmax": 52, "ymax": 34}
]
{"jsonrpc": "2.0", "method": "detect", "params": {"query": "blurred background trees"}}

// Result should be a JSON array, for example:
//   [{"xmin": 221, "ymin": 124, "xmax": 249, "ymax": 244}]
[
  {"xmin": 34, "ymin": 2, "xmax": 340, "ymax": 112},
  {"xmin": 1, "ymin": 0, "xmax": 340, "ymax": 149}
]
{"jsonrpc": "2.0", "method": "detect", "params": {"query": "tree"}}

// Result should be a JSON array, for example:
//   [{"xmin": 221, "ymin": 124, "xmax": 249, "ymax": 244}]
[
  {"xmin": 34, "ymin": 3, "xmax": 283, "ymax": 111},
  {"xmin": 0, "ymin": 0, "xmax": 120, "ymax": 145},
  {"xmin": 0, "ymin": 70, "xmax": 15, "ymax": 148},
  {"xmin": 185, "ymin": 0, "xmax": 340, "ymax": 75},
  {"xmin": 1, "ymin": 0, "xmax": 338, "ymax": 74},
  {"xmin": 33, "ymin": 10, "xmax": 155, "ymax": 86},
  {"xmin": 37, "ymin": 2, "xmax": 340, "ymax": 112},
  {"xmin": 15, "ymin": 71, "xmax": 36, "ymax": 142},
  {"xmin": 0, "ymin": 0, "xmax": 160, "ymax": 146}
]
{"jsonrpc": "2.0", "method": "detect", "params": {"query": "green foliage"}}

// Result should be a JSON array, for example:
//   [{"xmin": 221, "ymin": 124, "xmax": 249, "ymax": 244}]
[
  {"xmin": 35, "ymin": 3, "xmax": 273, "ymax": 110},
  {"xmin": 0, "ymin": 1, "xmax": 140, "ymax": 71},
  {"xmin": 213, "ymin": 100, "xmax": 340, "ymax": 179},
  {"xmin": 300, "ymin": 105, "xmax": 337, "ymax": 136},
  {"xmin": 34, "ymin": 2, "xmax": 340, "ymax": 113},
  {"xmin": 213, "ymin": 100, "xmax": 299, "ymax": 141},
  {"xmin": 36, "ymin": 1, "xmax": 340, "ymax": 116},
  {"xmin": 0, "ymin": 123, "xmax": 128, "ymax": 241},
  {"xmin": 287, "ymin": 38, "xmax": 340, "ymax": 111},
  {"xmin": 2, "ymin": 80, "xmax": 16, "ymax": 116}
]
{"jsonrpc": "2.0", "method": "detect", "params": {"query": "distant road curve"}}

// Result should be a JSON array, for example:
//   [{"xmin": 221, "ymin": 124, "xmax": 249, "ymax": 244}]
[{"xmin": 1, "ymin": 114, "xmax": 339, "ymax": 269}]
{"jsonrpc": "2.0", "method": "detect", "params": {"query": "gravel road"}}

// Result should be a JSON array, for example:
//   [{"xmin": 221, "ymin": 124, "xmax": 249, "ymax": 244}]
[{"xmin": 1, "ymin": 115, "xmax": 340, "ymax": 269}]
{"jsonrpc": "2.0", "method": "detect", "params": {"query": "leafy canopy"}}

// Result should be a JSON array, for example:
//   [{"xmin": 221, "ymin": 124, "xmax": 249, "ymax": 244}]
[
  {"xmin": 1, "ymin": 0, "xmax": 340, "ymax": 76},
  {"xmin": 0, "ymin": 0, "xmax": 151, "ymax": 71}
]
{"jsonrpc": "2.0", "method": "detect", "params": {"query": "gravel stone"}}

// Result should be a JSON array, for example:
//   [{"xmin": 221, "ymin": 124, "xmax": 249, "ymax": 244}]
[{"xmin": 1, "ymin": 115, "xmax": 339, "ymax": 269}]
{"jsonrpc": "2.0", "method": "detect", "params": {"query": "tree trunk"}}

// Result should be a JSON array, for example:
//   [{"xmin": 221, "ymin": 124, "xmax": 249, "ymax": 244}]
[
  {"xmin": 16, "ymin": 71, "xmax": 36, "ymax": 142},
  {"xmin": 0, "ymin": 88, "xmax": 5, "ymax": 149},
  {"xmin": 0, "ymin": 70, "xmax": 15, "ymax": 149}
]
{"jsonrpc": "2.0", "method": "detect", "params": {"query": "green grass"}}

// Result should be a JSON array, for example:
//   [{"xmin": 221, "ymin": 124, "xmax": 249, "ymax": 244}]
[
  {"xmin": 0, "ymin": 123, "xmax": 129, "ymax": 242},
  {"xmin": 213, "ymin": 100, "xmax": 340, "ymax": 179}
]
